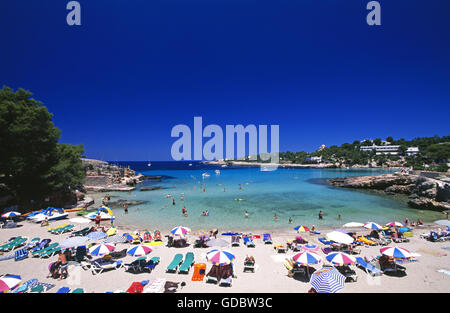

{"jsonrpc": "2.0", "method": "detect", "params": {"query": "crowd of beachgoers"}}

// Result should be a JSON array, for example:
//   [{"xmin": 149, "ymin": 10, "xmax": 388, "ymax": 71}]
[{"xmin": 0, "ymin": 206, "xmax": 450, "ymax": 293}]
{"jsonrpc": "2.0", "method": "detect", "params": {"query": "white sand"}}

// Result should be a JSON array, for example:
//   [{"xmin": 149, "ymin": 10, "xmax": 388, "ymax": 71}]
[{"xmin": 1, "ymin": 213, "xmax": 449, "ymax": 293}]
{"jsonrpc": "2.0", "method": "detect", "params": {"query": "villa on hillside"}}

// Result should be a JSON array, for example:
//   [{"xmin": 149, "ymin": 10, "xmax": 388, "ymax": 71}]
[{"xmin": 360, "ymin": 145, "xmax": 420, "ymax": 156}]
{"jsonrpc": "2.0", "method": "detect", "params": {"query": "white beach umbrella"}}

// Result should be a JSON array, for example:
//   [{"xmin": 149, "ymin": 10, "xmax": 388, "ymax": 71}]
[
  {"xmin": 59, "ymin": 236, "xmax": 89, "ymax": 249},
  {"xmin": 326, "ymin": 231, "xmax": 354, "ymax": 245},
  {"xmin": 343, "ymin": 222, "xmax": 364, "ymax": 228}
]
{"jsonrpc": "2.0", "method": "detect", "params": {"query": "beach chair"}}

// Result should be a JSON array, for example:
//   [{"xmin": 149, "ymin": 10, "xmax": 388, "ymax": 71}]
[
  {"xmin": 71, "ymin": 226, "xmax": 94, "ymax": 237},
  {"xmin": 72, "ymin": 288, "xmax": 84, "ymax": 293},
  {"xmin": 109, "ymin": 248, "xmax": 127, "ymax": 260},
  {"xmin": 357, "ymin": 236, "xmax": 377, "ymax": 246},
  {"xmin": 336, "ymin": 265, "xmax": 358, "ymax": 282},
  {"xmin": 125, "ymin": 257, "xmax": 148, "ymax": 273},
  {"xmin": 48, "ymin": 223, "xmax": 68, "ymax": 231},
  {"xmin": 14, "ymin": 248, "xmax": 28, "ymax": 261},
  {"xmin": 191, "ymin": 263, "xmax": 206, "ymax": 281},
  {"xmin": 284, "ymin": 259, "xmax": 306, "ymax": 278},
  {"xmin": 243, "ymin": 259, "xmax": 256, "ymax": 272},
  {"xmin": 0, "ymin": 237, "xmax": 22, "ymax": 252},
  {"xmin": 243, "ymin": 236, "xmax": 255, "ymax": 247},
  {"xmin": 356, "ymin": 257, "xmax": 383, "ymax": 277},
  {"xmin": 52, "ymin": 224, "xmax": 74, "ymax": 234},
  {"xmin": 144, "ymin": 257, "xmax": 161, "ymax": 272},
  {"xmin": 166, "ymin": 253, "xmax": 184, "ymax": 273},
  {"xmin": 142, "ymin": 231, "xmax": 152, "ymax": 243},
  {"xmin": 22, "ymin": 237, "xmax": 40, "ymax": 250},
  {"xmin": 12, "ymin": 278, "xmax": 38, "ymax": 293},
  {"xmin": 28, "ymin": 281, "xmax": 55, "ymax": 293},
  {"xmin": 205, "ymin": 265, "xmax": 220, "ymax": 284},
  {"xmin": 57, "ymin": 287, "xmax": 71, "ymax": 293},
  {"xmin": 219, "ymin": 275, "xmax": 232, "ymax": 287},
  {"xmin": 179, "ymin": 252, "xmax": 195, "ymax": 274},
  {"xmin": 318, "ymin": 237, "xmax": 334, "ymax": 245},
  {"xmin": 263, "ymin": 233, "xmax": 273, "ymax": 244},
  {"xmin": 31, "ymin": 239, "xmax": 51, "ymax": 253},
  {"xmin": 1, "ymin": 237, "xmax": 27, "ymax": 252},
  {"xmin": 39, "ymin": 245, "xmax": 61, "ymax": 258},
  {"xmin": 295, "ymin": 236, "xmax": 308, "ymax": 244},
  {"xmin": 231, "ymin": 236, "xmax": 240, "ymax": 247},
  {"xmin": 32, "ymin": 242, "xmax": 58, "ymax": 256},
  {"xmin": 274, "ymin": 244, "xmax": 287, "ymax": 253},
  {"xmin": 90, "ymin": 259, "xmax": 124, "ymax": 275}
]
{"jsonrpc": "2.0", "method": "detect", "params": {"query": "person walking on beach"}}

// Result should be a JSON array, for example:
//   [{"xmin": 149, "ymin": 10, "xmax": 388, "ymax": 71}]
[
  {"xmin": 318, "ymin": 210, "xmax": 323, "ymax": 220},
  {"xmin": 124, "ymin": 204, "xmax": 128, "ymax": 214}
]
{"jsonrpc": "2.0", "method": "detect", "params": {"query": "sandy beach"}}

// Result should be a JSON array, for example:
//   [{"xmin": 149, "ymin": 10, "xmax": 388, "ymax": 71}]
[{"xmin": 1, "ymin": 211, "xmax": 449, "ymax": 293}]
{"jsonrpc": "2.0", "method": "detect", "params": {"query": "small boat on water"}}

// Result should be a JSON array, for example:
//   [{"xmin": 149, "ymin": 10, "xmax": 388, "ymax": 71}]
[
  {"xmin": 215, "ymin": 170, "xmax": 220, "ymax": 175},
  {"xmin": 148, "ymin": 162, "xmax": 151, "ymax": 167},
  {"xmin": 202, "ymin": 172, "xmax": 210, "ymax": 178},
  {"xmin": 29, "ymin": 207, "xmax": 68, "ymax": 223},
  {"xmin": 188, "ymin": 163, "xmax": 193, "ymax": 166}
]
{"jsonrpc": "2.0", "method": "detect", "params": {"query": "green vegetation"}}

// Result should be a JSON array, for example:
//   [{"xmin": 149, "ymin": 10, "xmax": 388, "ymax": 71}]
[
  {"xmin": 277, "ymin": 136, "xmax": 450, "ymax": 170},
  {"xmin": 0, "ymin": 86, "xmax": 85, "ymax": 207}
]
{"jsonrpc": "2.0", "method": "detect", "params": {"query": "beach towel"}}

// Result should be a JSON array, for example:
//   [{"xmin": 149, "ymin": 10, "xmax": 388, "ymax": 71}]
[
  {"xmin": 143, "ymin": 278, "xmax": 166, "ymax": 293},
  {"xmin": 438, "ymin": 269, "xmax": 450, "ymax": 276},
  {"xmin": 14, "ymin": 248, "xmax": 28, "ymax": 261}
]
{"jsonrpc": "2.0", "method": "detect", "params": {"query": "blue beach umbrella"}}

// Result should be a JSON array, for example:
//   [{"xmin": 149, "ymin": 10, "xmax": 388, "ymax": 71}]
[
  {"xmin": 1, "ymin": 212, "xmax": 20, "ymax": 218},
  {"xmin": 89, "ymin": 244, "xmax": 115, "ymax": 257},
  {"xmin": 310, "ymin": 267, "xmax": 345, "ymax": 293},
  {"xmin": 87, "ymin": 231, "xmax": 108, "ymax": 241},
  {"xmin": 364, "ymin": 222, "xmax": 383, "ymax": 230}
]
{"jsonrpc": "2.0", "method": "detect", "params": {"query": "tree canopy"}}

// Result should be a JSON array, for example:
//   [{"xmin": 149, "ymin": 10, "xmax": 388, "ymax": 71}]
[{"xmin": 0, "ymin": 86, "xmax": 85, "ymax": 206}]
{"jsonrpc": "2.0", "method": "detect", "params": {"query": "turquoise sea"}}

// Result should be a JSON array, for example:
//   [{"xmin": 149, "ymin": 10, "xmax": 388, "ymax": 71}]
[{"xmin": 105, "ymin": 162, "xmax": 443, "ymax": 231}]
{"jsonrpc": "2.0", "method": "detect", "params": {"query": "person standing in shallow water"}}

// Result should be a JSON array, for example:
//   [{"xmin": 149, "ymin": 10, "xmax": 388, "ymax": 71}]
[
  {"xmin": 289, "ymin": 216, "xmax": 293, "ymax": 224},
  {"xmin": 124, "ymin": 204, "xmax": 128, "ymax": 214},
  {"xmin": 318, "ymin": 210, "xmax": 323, "ymax": 220},
  {"xmin": 245, "ymin": 211, "xmax": 249, "ymax": 218}
]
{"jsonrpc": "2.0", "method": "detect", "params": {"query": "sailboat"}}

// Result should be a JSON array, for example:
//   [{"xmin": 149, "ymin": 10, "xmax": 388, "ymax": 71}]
[{"xmin": 147, "ymin": 162, "xmax": 152, "ymax": 167}]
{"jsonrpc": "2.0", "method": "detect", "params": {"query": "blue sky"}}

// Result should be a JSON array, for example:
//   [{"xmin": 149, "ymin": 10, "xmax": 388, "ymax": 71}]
[{"xmin": 1, "ymin": 0, "xmax": 449, "ymax": 161}]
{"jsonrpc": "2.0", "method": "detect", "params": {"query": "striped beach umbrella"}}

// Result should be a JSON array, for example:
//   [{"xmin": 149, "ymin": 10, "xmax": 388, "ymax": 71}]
[
  {"xmin": 294, "ymin": 225, "xmax": 310, "ymax": 232},
  {"xmin": 1, "ymin": 212, "xmax": 20, "ymax": 218},
  {"xmin": 205, "ymin": 249, "xmax": 235, "ymax": 265},
  {"xmin": 325, "ymin": 252, "xmax": 356, "ymax": 266},
  {"xmin": 364, "ymin": 222, "xmax": 383, "ymax": 230},
  {"xmin": 0, "ymin": 274, "xmax": 21, "ymax": 293},
  {"xmin": 302, "ymin": 244, "xmax": 320, "ymax": 252},
  {"xmin": 170, "ymin": 226, "xmax": 191, "ymax": 237},
  {"xmin": 293, "ymin": 251, "xmax": 322, "ymax": 265},
  {"xmin": 386, "ymin": 221, "xmax": 405, "ymax": 227},
  {"xmin": 310, "ymin": 267, "xmax": 345, "ymax": 293},
  {"xmin": 380, "ymin": 247, "xmax": 412, "ymax": 259},
  {"xmin": 127, "ymin": 245, "xmax": 152, "ymax": 257},
  {"xmin": 89, "ymin": 244, "xmax": 115, "ymax": 257}
]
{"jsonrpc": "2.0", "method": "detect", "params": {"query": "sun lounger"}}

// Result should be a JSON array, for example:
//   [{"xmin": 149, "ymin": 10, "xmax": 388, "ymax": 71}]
[
  {"xmin": 144, "ymin": 257, "xmax": 161, "ymax": 272},
  {"xmin": 274, "ymin": 244, "xmax": 287, "ymax": 253},
  {"xmin": 90, "ymin": 259, "xmax": 124, "ymax": 275},
  {"xmin": 125, "ymin": 256, "xmax": 148, "ymax": 273},
  {"xmin": 71, "ymin": 226, "xmax": 94, "ymax": 237},
  {"xmin": 219, "ymin": 275, "xmax": 232, "ymax": 287},
  {"xmin": 231, "ymin": 236, "xmax": 240, "ymax": 247},
  {"xmin": 51, "ymin": 224, "xmax": 74, "ymax": 234},
  {"xmin": 31, "ymin": 239, "xmax": 51, "ymax": 253},
  {"xmin": 14, "ymin": 248, "xmax": 28, "ymax": 261},
  {"xmin": 72, "ymin": 288, "xmax": 84, "ymax": 293},
  {"xmin": 178, "ymin": 252, "xmax": 195, "ymax": 274},
  {"xmin": 143, "ymin": 278, "xmax": 166, "ymax": 293},
  {"xmin": 263, "ymin": 233, "xmax": 272, "ymax": 244},
  {"xmin": 57, "ymin": 287, "xmax": 71, "ymax": 293},
  {"xmin": 0, "ymin": 237, "xmax": 27, "ymax": 252},
  {"xmin": 48, "ymin": 223, "xmax": 68, "ymax": 231},
  {"xmin": 355, "ymin": 257, "xmax": 382, "ymax": 276},
  {"xmin": 166, "ymin": 253, "xmax": 184, "ymax": 273},
  {"xmin": 336, "ymin": 265, "xmax": 358, "ymax": 282},
  {"xmin": 284, "ymin": 259, "xmax": 306, "ymax": 277},
  {"xmin": 12, "ymin": 278, "xmax": 38, "ymax": 293},
  {"xmin": 109, "ymin": 248, "xmax": 127, "ymax": 260},
  {"xmin": 243, "ymin": 236, "xmax": 255, "ymax": 247},
  {"xmin": 318, "ymin": 237, "xmax": 333, "ymax": 245},
  {"xmin": 0, "ymin": 237, "xmax": 21, "ymax": 251},
  {"xmin": 243, "ymin": 259, "xmax": 255, "ymax": 272},
  {"xmin": 357, "ymin": 236, "xmax": 377, "ymax": 246},
  {"xmin": 28, "ymin": 281, "xmax": 55, "ymax": 293},
  {"xmin": 192, "ymin": 263, "xmax": 206, "ymax": 281}
]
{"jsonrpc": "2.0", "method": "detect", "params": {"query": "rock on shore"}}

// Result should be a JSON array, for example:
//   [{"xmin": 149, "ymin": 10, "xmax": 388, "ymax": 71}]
[{"xmin": 328, "ymin": 173, "xmax": 450, "ymax": 212}]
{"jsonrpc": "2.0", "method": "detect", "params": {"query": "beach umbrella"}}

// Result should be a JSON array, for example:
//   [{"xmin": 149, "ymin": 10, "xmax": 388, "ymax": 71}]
[
  {"xmin": 326, "ymin": 231, "xmax": 354, "ymax": 245},
  {"xmin": 335, "ymin": 229, "xmax": 349, "ymax": 234},
  {"xmin": 434, "ymin": 220, "xmax": 450, "ymax": 227},
  {"xmin": 302, "ymin": 244, "xmax": 320, "ymax": 253},
  {"xmin": 386, "ymin": 221, "xmax": 405, "ymax": 227},
  {"xmin": 127, "ymin": 245, "xmax": 152, "ymax": 257},
  {"xmin": 1, "ymin": 212, "xmax": 20, "ymax": 218},
  {"xmin": 294, "ymin": 225, "xmax": 310, "ymax": 232},
  {"xmin": 170, "ymin": 226, "xmax": 191, "ymax": 237},
  {"xmin": 89, "ymin": 243, "xmax": 115, "ymax": 256},
  {"xmin": 0, "ymin": 274, "xmax": 21, "ymax": 293},
  {"xmin": 380, "ymin": 247, "xmax": 412, "ymax": 259},
  {"xmin": 310, "ymin": 267, "xmax": 345, "ymax": 293},
  {"xmin": 205, "ymin": 249, "xmax": 235, "ymax": 265},
  {"xmin": 343, "ymin": 222, "xmax": 364, "ymax": 228},
  {"xmin": 325, "ymin": 252, "xmax": 356, "ymax": 266},
  {"xmin": 206, "ymin": 238, "xmax": 229, "ymax": 248},
  {"xmin": 103, "ymin": 234, "xmax": 127, "ymax": 244},
  {"xmin": 292, "ymin": 251, "xmax": 322, "ymax": 266},
  {"xmin": 59, "ymin": 236, "xmax": 89, "ymax": 249},
  {"xmin": 87, "ymin": 231, "xmax": 108, "ymax": 241},
  {"xmin": 364, "ymin": 222, "xmax": 383, "ymax": 230}
]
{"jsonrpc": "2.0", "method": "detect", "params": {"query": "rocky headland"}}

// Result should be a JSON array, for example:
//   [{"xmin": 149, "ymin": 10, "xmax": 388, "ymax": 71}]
[{"xmin": 328, "ymin": 173, "xmax": 450, "ymax": 212}]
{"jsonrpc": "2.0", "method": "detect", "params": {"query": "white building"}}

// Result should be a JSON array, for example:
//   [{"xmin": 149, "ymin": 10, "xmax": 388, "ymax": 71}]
[
  {"xmin": 406, "ymin": 147, "xmax": 419, "ymax": 156},
  {"xmin": 360, "ymin": 145, "xmax": 400, "ymax": 155}
]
